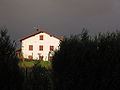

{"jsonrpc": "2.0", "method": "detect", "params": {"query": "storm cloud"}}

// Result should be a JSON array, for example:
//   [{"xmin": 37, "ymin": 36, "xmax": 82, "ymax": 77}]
[{"xmin": 0, "ymin": 0, "xmax": 120, "ymax": 42}]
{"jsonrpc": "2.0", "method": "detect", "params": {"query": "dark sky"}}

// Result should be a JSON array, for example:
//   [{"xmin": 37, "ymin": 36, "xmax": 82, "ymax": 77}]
[{"xmin": 0, "ymin": 0, "xmax": 120, "ymax": 43}]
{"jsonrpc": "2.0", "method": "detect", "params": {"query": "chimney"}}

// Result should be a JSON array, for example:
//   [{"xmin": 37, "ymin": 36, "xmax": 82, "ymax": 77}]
[{"xmin": 36, "ymin": 29, "xmax": 39, "ymax": 31}]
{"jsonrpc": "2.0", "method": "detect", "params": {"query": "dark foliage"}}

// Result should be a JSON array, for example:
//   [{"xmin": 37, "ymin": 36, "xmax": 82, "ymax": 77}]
[
  {"xmin": 0, "ymin": 27, "xmax": 24, "ymax": 90},
  {"xmin": 52, "ymin": 30, "xmax": 120, "ymax": 90},
  {"xmin": 22, "ymin": 65, "xmax": 53, "ymax": 90}
]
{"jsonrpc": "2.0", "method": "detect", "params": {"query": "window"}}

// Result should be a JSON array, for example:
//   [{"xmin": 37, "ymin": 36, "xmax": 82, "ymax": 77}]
[
  {"xmin": 28, "ymin": 55, "xmax": 33, "ymax": 59},
  {"xmin": 40, "ymin": 35, "xmax": 43, "ymax": 40},
  {"xmin": 50, "ymin": 46, "xmax": 54, "ymax": 51},
  {"xmin": 29, "ymin": 45, "xmax": 33, "ymax": 51},
  {"xmin": 39, "ymin": 45, "xmax": 43, "ymax": 51},
  {"xmin": 39, "ymin": 56, "xmax": 43, "ymax": 60}
]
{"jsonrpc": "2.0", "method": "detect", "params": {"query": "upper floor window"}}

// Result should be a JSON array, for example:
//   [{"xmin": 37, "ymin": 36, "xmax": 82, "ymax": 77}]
[
  {"xmin": 39, "ymin": 45, "xmax": 43, "ymax": 51},
  {"xmin": 29, "ymin": 45, "xmax": 33, "ymax": 51},
  {"xmin": 40, "ymin": 35, "xmax": 43, "ymax": 40},
  {"xmin": 50, "ymin": 46, "xmax": 54, "ymax": 51}
]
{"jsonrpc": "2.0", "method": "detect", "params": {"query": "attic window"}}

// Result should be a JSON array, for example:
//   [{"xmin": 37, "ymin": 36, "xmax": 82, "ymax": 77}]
[{"xmin": 40, "ymin": 35, "xmax": 43, "ymax": 40}]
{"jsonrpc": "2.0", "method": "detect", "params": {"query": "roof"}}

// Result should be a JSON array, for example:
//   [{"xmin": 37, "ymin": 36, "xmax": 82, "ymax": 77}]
[
  {"xmin": 19, "ymin": 30, "xmax": 63, "ymax": 41},
  {"xmin": 16, "ymin": 48, "xmax": 21, "ymax": 52}
]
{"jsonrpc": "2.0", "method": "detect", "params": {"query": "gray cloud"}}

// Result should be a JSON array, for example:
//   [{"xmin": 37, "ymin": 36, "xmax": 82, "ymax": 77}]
[{"xmin": 0, "ymin": 0, "xmax": 120, "ymax": 43}]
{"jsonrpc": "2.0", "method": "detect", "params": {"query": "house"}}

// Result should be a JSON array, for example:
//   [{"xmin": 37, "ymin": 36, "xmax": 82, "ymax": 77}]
[{"xmin": 18, "ymin": 30, "xmax": 63, "ymax": 61}]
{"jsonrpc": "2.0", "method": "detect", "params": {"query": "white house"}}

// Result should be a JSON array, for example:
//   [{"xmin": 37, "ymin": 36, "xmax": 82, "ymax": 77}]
[{"xmin": 19, "ymin": 30, "xmax": 63, "ymax": 61}]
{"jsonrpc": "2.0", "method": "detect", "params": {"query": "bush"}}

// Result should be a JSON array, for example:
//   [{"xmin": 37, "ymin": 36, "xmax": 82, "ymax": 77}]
[{"xmin": 23, "ymin": 65, "xmax": 53, "ymax": 90}]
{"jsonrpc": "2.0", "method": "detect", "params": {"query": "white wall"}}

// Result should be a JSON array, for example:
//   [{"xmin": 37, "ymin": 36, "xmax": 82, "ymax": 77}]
[{"xmin": 21, "ymin": 32, "xmax": 60, "ymax": 60}]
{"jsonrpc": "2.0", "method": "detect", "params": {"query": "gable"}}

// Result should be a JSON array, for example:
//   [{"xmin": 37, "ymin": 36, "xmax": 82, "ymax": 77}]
[{"xmin": 19, "ymin": 30, "xmax": 63, "ymax": 42}]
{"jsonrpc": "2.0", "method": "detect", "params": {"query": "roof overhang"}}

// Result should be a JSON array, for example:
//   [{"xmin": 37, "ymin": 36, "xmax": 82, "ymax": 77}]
[{"xmin": 19, "ymin": 30, "xmax": 63, "ymax": 42}]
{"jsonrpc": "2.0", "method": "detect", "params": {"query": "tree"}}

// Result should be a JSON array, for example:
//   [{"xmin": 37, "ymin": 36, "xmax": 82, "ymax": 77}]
[
  {"xmin": 0, "ymin": 27, "xmax": 24, "ymax": 90},
  {"xmin": 52, "ymin": 29, "xmax": 120, "ymax": 90}
]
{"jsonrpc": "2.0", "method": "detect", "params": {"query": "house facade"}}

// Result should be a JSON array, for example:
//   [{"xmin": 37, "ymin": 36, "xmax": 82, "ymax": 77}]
[{"xmin": 19, "ymin": 30, "xmax": 63, "ymax": 61}]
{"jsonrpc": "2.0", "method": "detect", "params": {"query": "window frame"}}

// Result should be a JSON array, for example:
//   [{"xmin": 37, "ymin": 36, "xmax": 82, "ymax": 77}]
[
  {"xmin": 29, "ymin": 45, "xmax": 33, "ymax": 51},
  {"xmin": 50, "ymin": 46, "xmax": 54, "ymax": 51},
  {"xmin": 39, "ymin": 45, "xmax": 43, "ymax": 51},
  {"xmin": 28, "ymin": 55, "xmax": 33, "ymax": 59},
  {"xmin": 40, "ymin": 35, "xmax": 43, "ymax": 40}
]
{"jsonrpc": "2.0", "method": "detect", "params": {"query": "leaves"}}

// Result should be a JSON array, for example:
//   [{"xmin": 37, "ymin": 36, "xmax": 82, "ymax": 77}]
[
  {"xmin": 52, "ymin": 29, "xmax": 120, "ymax": 90},
  {"xmin": 0, "ymin": 26, "xmax": 24, "ymax": 90}
]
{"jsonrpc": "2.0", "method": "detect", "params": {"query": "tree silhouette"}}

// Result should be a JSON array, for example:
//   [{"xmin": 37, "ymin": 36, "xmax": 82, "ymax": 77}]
[
  {"xmin": 52, "ymin": 30, "xmax": 120, "ymax": 90},
  {"xmin": 0, "ymin": 27, "xmax": 24, "ymax": 90}
]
